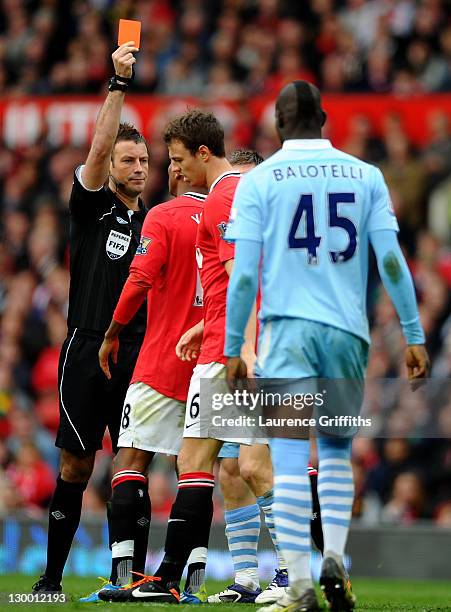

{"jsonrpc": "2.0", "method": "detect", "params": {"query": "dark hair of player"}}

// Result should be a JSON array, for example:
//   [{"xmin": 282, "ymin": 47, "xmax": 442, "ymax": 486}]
[
  {"xmin": 276, "ymin": 80, "xmax": 326, "ymax": 142},
  {"xmin": 113, "ymin": 122, "xmax": 150, "ymax": 156},
  {"xmin": 228, "ymin": 149, "xmax": 264, "ymax": 166},
  {"xmin": 163, "ymin": 109, "xmax": 225, "ymax": 158},
  {"xmin": 292, "ymin": 81, "xmax": 325, "ymax": 129}
]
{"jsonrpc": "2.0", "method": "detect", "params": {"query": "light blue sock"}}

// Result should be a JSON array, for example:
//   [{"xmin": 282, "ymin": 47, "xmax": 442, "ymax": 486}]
[
  {"xmin": 317, "ymin": 438, "xmax": 353, "ymax": 562},
  {"xmin": 257, "ymin": 489, "xmax": 287, "ymax": 570},
  {"xmin": 224, "ymin": 503, "xmax": 260, "ymax": 589},
  {"xmin": 270, "ymin": 438, "xmax": 312, "ymax": 596}
]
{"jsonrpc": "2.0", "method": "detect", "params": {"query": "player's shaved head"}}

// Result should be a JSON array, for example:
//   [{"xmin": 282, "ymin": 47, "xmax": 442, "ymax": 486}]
[{"xmin": 275, "ymin": 80, "xmax": 326, "ymax": 142}]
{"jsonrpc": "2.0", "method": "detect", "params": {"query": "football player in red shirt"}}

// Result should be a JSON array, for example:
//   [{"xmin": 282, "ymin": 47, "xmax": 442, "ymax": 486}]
[
  {"xmin": 100, "ymin": 110, "xmax": 257, "ymax": 604},
  {"xmin": 89, "ymin": 166, "xmax": 205, "ymax": 601}
]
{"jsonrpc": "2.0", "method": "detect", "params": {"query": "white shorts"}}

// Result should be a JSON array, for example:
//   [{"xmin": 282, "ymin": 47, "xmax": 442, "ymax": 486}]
[
  {"xmin": 118, "ymin": 382, "xmax": 185, "ymax": 455},
  {"xmin": 184, "ymin": 362, "xmax": 252, "ymax": 446}
]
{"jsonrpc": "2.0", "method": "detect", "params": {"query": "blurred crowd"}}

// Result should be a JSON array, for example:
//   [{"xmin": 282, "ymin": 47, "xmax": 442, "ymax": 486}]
[
  {"xmin": 1, "ymin": 0, "xmax": 451, "ymax": 97},
  {"xmin": 0, "ymin": 0, "xmax": 450, "ymax": 528}
]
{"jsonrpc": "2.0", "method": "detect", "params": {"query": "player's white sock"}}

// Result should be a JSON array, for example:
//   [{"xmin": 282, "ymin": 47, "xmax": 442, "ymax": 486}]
[
  {"xmin": 111, "ymin": 540, "xmax": 134, "ymax": 586},
  {"xmin": 185, "ymin": 546, "xmax": 207, "ymax": 594},
  {"xmin": 317, "ymin": 438, "xmax": 354, "ymax": 560},
  {"xmin": 257, "ymin": 489, "xmax": 287, "ymax": 570},
  {"xmin": 271, "ymin": 439, "xmax": 313, "ymax": 597},
  {"xmin": 224, "ymin": 503, "xmax": 260, "ymax": 590}
]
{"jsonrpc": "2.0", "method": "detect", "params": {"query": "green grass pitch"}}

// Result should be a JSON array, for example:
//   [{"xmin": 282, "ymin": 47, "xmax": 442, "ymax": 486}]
[{"xmin": 0, "ymin": 575, "xmax": 450, "ymax": 611}]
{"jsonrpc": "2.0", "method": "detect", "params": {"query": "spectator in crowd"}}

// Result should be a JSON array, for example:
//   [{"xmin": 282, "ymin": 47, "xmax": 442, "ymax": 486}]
[
  {"xmin": 380, "ymin": 131, "xmax": 427, "ymax": 248},
  {"xmin": 381, "ymin": 471, "xmax": 427, "ymax": 524},
  {"xmin": 0, "ymin": 0, "xmax": 450, "ymax": 97},
  {"xmin": 435, "ymin": 501, "xmax": 451, "ymax": 527},
  {"xmin": 6, "ymin": 442, "xmax": 55, "ymax": 512}
]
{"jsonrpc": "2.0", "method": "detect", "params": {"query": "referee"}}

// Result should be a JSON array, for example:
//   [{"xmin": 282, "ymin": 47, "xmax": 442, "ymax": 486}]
[{"xmin": 33, "ymin": 42, "xmax": 148, "ymax": 593}]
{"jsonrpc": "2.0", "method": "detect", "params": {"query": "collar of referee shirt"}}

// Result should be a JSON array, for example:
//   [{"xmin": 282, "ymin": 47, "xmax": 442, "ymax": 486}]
[
  {"xmin": 282, "ymin": 139, "xmax": 332, "ymax": 149},
  {"xmin": 106, "ymin": 186, "xmax": 147, "ymax": 215}
]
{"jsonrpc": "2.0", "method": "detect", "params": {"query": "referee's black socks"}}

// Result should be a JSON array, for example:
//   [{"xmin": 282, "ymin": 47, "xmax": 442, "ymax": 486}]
[
  {"xmin": 45, "ymin": 475, "xmax": 87, "ymax": 584},
  {"xmin": 109, "ymin": 471, "xmax": 151, "ymax": 586},
  {"xmin": 155, "ymin": 472, "xmax": 214, "ymax": 588}
]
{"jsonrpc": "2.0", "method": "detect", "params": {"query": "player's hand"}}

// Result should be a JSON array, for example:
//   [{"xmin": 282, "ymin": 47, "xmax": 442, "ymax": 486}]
[
  {"xmin": 405, "ymin": 344, "xmax": 430, "ymax": 391},
  {"xmin": 226, "ymin": 356, "xmax": 249, "ymax": 392},
  {"xmin": 99, "ymin": 337, "xmax": 119, "ymax": 379},
  {"xmin": 176, "ymin": 321, "xmax": 204, "ymax": 362},
  {"xmin": 112, "ymin": 42, "xmax": 138, "ymax": 80}
]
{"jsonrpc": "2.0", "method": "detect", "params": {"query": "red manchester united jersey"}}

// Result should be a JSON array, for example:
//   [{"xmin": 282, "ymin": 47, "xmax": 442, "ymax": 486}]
[
  {"xmin": 196, "ymin": 172, "xmax": 240, "ymax": 364},
  {"xmin": 130, "ymin": 192, "xmax": 205, "ymax": 400}
]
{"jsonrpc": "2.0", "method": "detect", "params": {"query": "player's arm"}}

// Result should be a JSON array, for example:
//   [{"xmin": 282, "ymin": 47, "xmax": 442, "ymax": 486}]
[
  {"xmin": 367, "ymin": 167, "xmax": 430, "ymax": 388},
  {"xmin": 224, "ymin": 258, "xmax": 257, "ymax": 376},
  {"xmin": 81, "ymin": 42, "xmax": 138, "ymax": 190},
  {"xmin": 224, "ymin": 240, "xmax": 261, "ymax": 387},
  {"xmin": 370, "ymin": 229, "xmax": 430, "ymax": 388},
  {"xmin": 223, "ymin": 172, "xmax": 263, "ymax": 387},
  {"xmin": 99, "ymin": 271, "xmax": 149, "ymax": 379}
]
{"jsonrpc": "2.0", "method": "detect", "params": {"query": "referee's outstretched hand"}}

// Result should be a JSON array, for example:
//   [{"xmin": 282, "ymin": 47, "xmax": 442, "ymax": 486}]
[
  {"xmin": 112, "ymin": 41, "xmax": 139, "ymax": 80},
  {"xmin": 99, "ymin": 336, "xmax": 119, "ymax": 380}
]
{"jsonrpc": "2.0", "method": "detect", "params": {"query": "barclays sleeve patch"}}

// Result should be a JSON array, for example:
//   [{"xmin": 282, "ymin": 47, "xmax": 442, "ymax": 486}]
[
  {"xmin": 136, "ymin": 236, "xmax": 152, "ymax": 255},
  {"xmin": 217, "ymin": 221, "xmax": 228, "ymax": 239}
]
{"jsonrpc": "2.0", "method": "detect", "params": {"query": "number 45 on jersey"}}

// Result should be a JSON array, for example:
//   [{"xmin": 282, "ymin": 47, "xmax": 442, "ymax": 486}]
[{"xmin": 289, "ymin": 193, "xmax": 357, "ymax": 264}]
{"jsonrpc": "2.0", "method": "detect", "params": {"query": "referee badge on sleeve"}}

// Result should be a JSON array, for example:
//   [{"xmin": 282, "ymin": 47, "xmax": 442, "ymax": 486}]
[
  {"xmin": 106, "ymin": 229, "xmax": 131, "ymax": 260},
  {"xmin": 136, "ymin": 236, "xmax": 152, "ymax": 255}
]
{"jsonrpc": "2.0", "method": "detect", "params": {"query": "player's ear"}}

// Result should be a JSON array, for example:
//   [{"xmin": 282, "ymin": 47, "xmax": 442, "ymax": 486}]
[
  {"xmin": 198, "ymin": 145, "xmax": 210, "ymax": 162},
  {"xmin": 320, "ymin": 110, "xmax": 327, "ymax": 127}
]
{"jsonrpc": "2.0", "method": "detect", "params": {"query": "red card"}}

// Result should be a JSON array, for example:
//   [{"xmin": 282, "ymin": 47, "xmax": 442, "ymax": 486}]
[{"xmin": 118, "ymin": 19, "xmax": 141, "ymax": 49}]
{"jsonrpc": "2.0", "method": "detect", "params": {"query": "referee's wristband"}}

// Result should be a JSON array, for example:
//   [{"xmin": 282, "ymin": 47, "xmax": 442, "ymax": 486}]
[
  {"xmin": 109, "ymin": 76, "xmax": 128, "ymax": 92},
  {"xmin": 114, "ymin": 72, "xmax": 133, "ymax": 84}
]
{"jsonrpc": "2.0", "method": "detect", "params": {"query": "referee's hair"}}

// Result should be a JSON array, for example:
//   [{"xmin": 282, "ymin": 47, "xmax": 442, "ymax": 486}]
[
  {"xmin": 113, "ymin": 123, "xmax": 150, "ymax": 156},
  {"xmin": 228, "ymin": 149, "xmax": 264, "ymax": 167},
  {"xmin": 163, "ymin": 109, "xmax": 225, "ymax": 158}
]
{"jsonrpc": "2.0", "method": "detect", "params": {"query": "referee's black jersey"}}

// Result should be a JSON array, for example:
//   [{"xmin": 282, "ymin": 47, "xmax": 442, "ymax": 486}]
[{"xmin": 66, "ymin": 166, "xmax": 147, "ymax": 338}]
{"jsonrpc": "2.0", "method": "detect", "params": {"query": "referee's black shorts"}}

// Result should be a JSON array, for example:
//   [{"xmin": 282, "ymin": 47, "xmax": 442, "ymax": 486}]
[{"xmin": 56, "ymin": 328, "xmax": 142, "ymax": 455}]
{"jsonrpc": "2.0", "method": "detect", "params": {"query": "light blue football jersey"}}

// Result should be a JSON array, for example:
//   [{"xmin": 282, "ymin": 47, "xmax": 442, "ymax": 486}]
[{"xmin": 226, "ymin": 139, "xmax": 399, "ymax": 344}]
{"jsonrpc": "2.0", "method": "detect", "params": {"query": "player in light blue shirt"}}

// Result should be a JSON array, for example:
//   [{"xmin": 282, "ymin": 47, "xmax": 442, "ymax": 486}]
[{"xmin": 224, "ymin": 81, "xmax": 429, "ymax": 612}]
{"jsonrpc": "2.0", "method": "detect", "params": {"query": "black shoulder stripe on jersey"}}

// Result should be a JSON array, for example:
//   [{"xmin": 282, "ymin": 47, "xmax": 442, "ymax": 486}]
[
  {"xmin": 184, "ymin": 192, "xmax": 207, "ymax": 201},
  {"xmin": 210, "ymin": 171, "xmax": 241, "ymax": 192}
]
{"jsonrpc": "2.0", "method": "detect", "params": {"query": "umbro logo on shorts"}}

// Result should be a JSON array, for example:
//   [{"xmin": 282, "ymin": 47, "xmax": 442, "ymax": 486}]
[{"xmin": 51, "ymin": 511, "xmax": 65, "ymax": 520}]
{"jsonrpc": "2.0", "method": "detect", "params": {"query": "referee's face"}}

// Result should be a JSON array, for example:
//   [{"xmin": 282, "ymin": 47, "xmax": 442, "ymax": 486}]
[
  {"xmin": 168, "ymin": 139, "xmax": 207, "ymax": 188},
  {"xmin": 110, "ymin": 140, "xmax": 149, "ymax": 197}
]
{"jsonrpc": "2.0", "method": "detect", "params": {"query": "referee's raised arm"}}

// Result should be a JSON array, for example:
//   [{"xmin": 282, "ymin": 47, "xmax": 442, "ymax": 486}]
[{"xmin": 81, "ymin": 42, "xmax": 139, "ymax": 190}]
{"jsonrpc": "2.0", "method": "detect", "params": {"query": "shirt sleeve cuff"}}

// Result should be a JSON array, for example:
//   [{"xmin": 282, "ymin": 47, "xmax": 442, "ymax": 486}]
[
  {"xmin": 224, "ymin": 232, "xmax": 262, "ymax": 243},
  {"xmin": 75, "ymin": 165, "xmax": 103, "ymax": 192},
  {"xmin": 224, "ymin": 333, "xmax": 244, "ymax": 357},
  {"xmin": 401, "ymin": 317, "xmax": 426, "ymax": 345}
]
